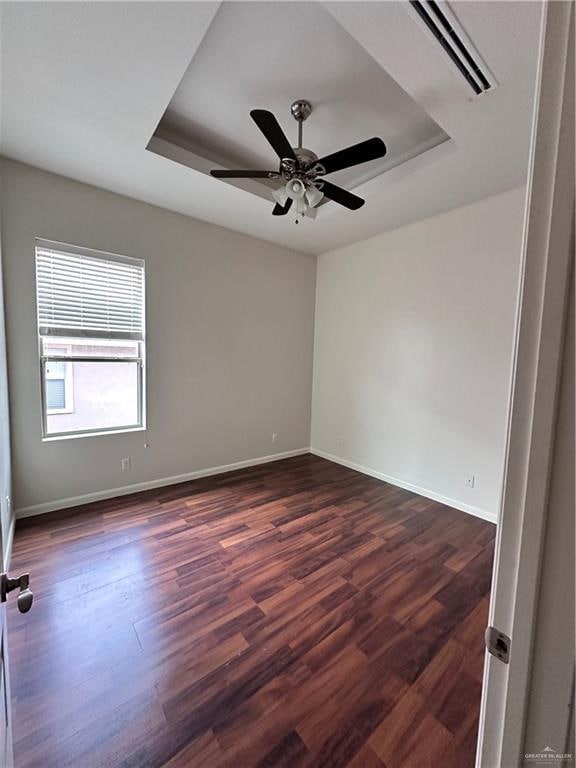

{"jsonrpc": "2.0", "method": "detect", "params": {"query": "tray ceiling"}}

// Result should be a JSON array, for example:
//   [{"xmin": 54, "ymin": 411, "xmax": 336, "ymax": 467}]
[
  {"xmin": 153, "ymin": 1, "xmax": 449, "ymax": 201},
  {"xmin": 0, "ymin": 1, "xmax": 543, "ymax": 254}
]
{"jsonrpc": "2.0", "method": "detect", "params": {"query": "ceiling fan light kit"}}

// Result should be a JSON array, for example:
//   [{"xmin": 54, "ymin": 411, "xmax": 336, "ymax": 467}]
[
  {"xmin": 272, "ymin": 185, "xmax": 289, "ymax": 207},
  {"xmin": 287, "ymin": 179, "xmax": 306, "ymax": 200},
  {"xmin": 210, "ymin": 99, "xmax": 387, "ymax": 223},
  {"xmin": 305, "ymin": 183, "xmax": 323, "ymax": 208}
]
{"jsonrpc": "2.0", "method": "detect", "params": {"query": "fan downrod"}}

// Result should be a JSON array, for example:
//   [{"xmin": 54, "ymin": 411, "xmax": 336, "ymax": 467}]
[{"xmin": 291, "ymin": 100, "xmax": 312, "ymax": 150}]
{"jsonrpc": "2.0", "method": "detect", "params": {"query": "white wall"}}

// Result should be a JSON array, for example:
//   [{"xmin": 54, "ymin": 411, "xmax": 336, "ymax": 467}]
[
  {"xmin": 522, "ymin": 253, "xmax": 574, "ymax": 761},
  {"xmin": 311, "ymin": 187, "xmax": 526, "ymax": 521},
  {"xmin": 0, "ymin": 159, "xmax": 316, "ymax": 514}
]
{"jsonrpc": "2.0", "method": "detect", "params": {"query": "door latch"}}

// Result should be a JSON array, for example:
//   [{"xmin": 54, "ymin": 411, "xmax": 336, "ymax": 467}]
[
  {"xmin": 0, "ymin": 572, "xmax": 34, "ymax": 613},
  {"xmin": 485, "ymin": 625, "xmax": 510, "ymax": 664}
]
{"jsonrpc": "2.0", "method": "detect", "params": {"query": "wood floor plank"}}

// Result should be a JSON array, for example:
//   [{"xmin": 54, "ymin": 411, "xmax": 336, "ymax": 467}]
[{"xmin": 8, "ymin": 454, "xmax": 495, "ymax": 767}]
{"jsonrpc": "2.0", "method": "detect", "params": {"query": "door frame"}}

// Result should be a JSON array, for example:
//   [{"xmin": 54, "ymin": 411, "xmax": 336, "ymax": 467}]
[{"xmin": 476, "ymin": 2, "xmax": 574, "ymax": 765}]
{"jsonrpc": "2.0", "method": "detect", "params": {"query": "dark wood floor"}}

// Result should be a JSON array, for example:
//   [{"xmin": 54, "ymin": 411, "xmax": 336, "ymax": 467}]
[{"xmin": 7, "ymin": 454, "xmax": 495, "ymax": 768}]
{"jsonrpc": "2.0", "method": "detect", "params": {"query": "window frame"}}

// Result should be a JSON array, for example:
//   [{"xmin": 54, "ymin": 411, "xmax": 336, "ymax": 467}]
[{"xmin": 35, "ymin": 239, "xmax": 146, "ymax": 441}]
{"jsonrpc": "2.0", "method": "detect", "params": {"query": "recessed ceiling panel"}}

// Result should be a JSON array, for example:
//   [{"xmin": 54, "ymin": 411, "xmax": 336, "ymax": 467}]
[
  {"xmin": 153, "ymin": 1, "xmax": 450, "ymax": 197},
  {"xmin": 1, "ymin": 0, "xmax": 542, "ymax": 253}
]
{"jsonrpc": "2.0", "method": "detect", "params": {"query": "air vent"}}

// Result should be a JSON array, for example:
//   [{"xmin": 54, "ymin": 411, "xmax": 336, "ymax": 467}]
[{"xmin": 409, "ymin": 1, "xmax": 495, "ymax": 96}]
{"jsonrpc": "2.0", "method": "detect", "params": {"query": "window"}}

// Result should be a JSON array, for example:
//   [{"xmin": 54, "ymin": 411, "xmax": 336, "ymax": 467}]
[
  {"xmin": 45, "ymin": 354, "xmax": 73, "ymax": 413},
  {"xmin": 35, "ymin": 240, "xmax": 145, "ymax": 438}
]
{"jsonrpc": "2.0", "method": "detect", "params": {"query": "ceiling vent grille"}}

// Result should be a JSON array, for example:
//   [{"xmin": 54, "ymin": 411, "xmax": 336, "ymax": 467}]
[{"xmin": 409, "ymin": 1, "xmax": 494, "ymax": 96}]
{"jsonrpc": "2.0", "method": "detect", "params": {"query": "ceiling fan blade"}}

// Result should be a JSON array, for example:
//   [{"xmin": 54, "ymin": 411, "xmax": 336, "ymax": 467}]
[
  {"xmin": 272, "ymin": 198, "xmax": 293, "ymax": 216},
  {"xmin": 320, "ymin": 180, "xmax": 365, "ymax": 210},
  {"xmin": 316, "ymin": 137, "xmax": 386, "ymax": 175},
  {"xmin": 210, "ymin": 170, "xmax": 279, "ymax": 179},
  {"xmin": 251, "ymin": 110, "xmax": 297, "ymax": 161}
]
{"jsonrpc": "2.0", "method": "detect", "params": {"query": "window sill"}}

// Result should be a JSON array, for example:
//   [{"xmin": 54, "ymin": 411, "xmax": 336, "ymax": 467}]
[{"xmin": 42, "ymin": 426, "xmax": 146, "ymax": 442}]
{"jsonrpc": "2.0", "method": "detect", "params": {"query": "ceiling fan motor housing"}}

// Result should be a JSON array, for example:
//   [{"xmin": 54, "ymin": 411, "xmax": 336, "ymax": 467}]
[
  {"xmin": 281, "ymin": 149, "xmax": 323, "ymax": 185},
  {"xmin": 294, "ymin": 147, "xmax": 318, "ymax": 167}
]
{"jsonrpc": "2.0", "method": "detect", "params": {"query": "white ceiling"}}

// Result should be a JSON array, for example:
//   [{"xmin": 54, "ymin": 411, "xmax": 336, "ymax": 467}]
[
  {"xmin": 0, "ymin": 1, "xmax": 543, "ymax": 255},
  {"xmin": 158, "ymin": 1, "xmax": 448, "ymax": 195}
]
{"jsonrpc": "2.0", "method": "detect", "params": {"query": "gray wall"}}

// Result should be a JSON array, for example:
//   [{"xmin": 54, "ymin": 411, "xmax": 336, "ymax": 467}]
[{"xmin": 0, "ymin": 159, "xmax": 316, "ymax": 513}]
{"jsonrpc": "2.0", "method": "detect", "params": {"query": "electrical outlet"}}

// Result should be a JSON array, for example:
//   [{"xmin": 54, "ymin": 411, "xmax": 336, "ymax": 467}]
[
  {"xmin": 466, "ymin": 474, "xmax": 475, "ymax": 489},
  {"xmin": 336, "ymin": 435, "xmax": 344, "ymax": 449},
  {"xmin": 121, "ymin": 457, "xmax": 131, "ymax": 471},
  {"xmin": 271, "ymin": 433, "xmax": 278, "ymax": 443}
]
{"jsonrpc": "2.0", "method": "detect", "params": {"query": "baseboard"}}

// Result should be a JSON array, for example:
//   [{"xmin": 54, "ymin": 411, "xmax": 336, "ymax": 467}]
[
  {"xmin": 310, "ymin": 448, "xmax": 498, "ymax": 524},
  {"xmin": 14, "ymin": 448, "xmax": 311, "ymax": 519},
  {"xmin": 14, "ymin": 446, "xmax": 497, "ymax": 525}
]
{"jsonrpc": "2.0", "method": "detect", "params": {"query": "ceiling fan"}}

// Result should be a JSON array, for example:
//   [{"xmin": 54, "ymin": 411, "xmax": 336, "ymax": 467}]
[{"xmin": 210, "ymin": 100, "xmax": 387, "ymax": 222}]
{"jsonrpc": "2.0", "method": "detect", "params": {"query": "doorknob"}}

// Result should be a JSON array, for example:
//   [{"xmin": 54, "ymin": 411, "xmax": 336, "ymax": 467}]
[{"xmin": 0, "ymin": 572, "xmax": 34, "ymax": 613}]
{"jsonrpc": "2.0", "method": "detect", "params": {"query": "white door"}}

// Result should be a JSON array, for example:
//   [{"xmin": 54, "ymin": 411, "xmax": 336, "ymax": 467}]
[
  {"xmin": 0, "ymin": 526, "xmax": 33, "ymax": 768},
  {"xmin": 0, "ymin": 318, "xmax": 14, "ymax": 766},
  {"xmin": 0, "ymin": 162, "xmax": 16, "ymax": 766},
  {"xmin": 0, "ymin": 514, "xmax": 14, "ymax": 768},
  {"xmin": 476, "ymin": 2, "xmax": 574, "ymax": 766}
]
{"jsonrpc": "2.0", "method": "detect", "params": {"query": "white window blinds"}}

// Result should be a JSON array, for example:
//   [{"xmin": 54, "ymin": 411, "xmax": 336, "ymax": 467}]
[{"xmin": 36, "ymin": 242, "xmax": 145, "ymax": 340}]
